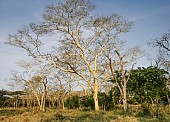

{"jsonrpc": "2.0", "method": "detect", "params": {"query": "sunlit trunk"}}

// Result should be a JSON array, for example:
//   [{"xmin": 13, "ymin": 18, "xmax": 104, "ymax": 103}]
[
  {"xmin": 61, "ymin": 98, "xmax": 65, "ymax": 109},
  {"xmin": 122, "ymin": 84, "xmax": 127, "ymax": 112},
  {"xmin": 22, "ymin": 97, "xmax": 25, "ymax": 107},
  {"xmin": 16, "ymin": 99, "xmax": 18, "ymax": 108},
  {"xmin": 14, "ymin": 101, "xmax": 16, "ymax": 109},
  {"xmin": 58, "ymin": 99, "xmax": 61, "ymax": 108},
  {"xmin": 41, "ymin": 80, "xmax": 47, "ymax": 112},
  {"xmin": 93, "ymin": 78, "xmax": 99, "ymax": 111},
  {"xmin": 51, "ymin": 99, "xmax": 55, "ymax": 107}
]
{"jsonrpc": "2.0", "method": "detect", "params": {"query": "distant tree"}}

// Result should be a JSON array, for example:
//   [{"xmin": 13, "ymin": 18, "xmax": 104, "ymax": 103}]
[
  {"xmin": 49, "ymin": 70, "xmax": 73, "ymax": 109},
  {"xmin": 11, "ymin": 60, "xmax": 51, "ymax": 111},
  {"xmin": 8, "ymin": 91, "xmax": 25, "ymax": 108},
  {"xmin": 0, "ymin": 90, "xmax": 10, "ymax": 107},
  {"xmin": 0, "ymin": 90, "xmax": 25, "ymax": 108}
]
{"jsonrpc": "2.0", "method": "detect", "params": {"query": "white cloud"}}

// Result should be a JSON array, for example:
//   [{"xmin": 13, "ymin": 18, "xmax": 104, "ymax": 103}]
[
  {"xmin": 130, "ymin": 14, "xmax": 154, "ymax": 21},
  {"xmin": 130, "ymin": 5, "xmax": 170, "ymax": 21}
]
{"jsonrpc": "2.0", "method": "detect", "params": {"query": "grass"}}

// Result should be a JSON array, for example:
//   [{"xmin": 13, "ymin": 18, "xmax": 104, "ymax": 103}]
[
  {"xmin": 0, "ymin": 107, "xmax": 170, "ymax": 122},
  {"xmin": 0, "ymin": 108, "xmax": 25, "ymax": 121},
  {"xmin": 0, "ymin": 108, "xmax": 24, "ymax": 116}
]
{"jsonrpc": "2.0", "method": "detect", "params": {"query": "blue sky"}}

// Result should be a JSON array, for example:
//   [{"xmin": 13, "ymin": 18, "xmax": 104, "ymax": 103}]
[{"xmin": 0, "ymin": 0, "xmax": 170, "ymax": 89}]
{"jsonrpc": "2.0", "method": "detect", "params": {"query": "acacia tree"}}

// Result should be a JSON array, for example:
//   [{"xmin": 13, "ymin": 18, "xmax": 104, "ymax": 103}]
[
  {"xmin": 11, "ymin": 60, "xmax": 51, "ymax": 111},
  {"xmin": 48, "ymin": 70, "xmax": 74, "ymax": 109},
  {"xmin": 6, "ymin": 0, "xmax": 132, "ymax": 111},
  {"xmin": 8, "ymin": 76, "xmax": 21, "ymax": 108},
  {"xmin": 107, "ymin": 46, "xmax": 141, "ymax": 112}
]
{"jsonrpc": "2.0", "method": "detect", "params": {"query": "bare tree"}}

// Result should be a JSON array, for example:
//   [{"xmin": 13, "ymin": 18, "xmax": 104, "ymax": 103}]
[
  {"xmin": 148, "ymin": 31, "xmax": 170, "ymax": 72},
  {"xmin": 8, "ymin": 72, "xmax": 25, "ymax": 109},
  {"xmin": 48, "ymin": 70, "xmax": 74, "ymax": 109},
  {"xmin": 107, "ymin": 46, "xmax": 142, "ymax": 112},
  {"xmin": 6, "ymin": 0, "xmax": 132, "ymax": 111},
  {"xmin": 11, "ymin": 60, "xmax": 51, "ymax": 111}
]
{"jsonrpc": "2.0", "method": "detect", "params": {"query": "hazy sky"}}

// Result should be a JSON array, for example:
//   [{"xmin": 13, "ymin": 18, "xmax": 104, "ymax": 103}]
[{"xmin": 0, "ymin": 0, "xmax": 170, "ymax": 89}]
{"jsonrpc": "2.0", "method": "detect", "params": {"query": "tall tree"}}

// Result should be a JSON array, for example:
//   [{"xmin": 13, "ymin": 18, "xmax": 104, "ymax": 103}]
[{"xmin": 6, "ymin": 0, "xmax": 132, "ymax": 111}]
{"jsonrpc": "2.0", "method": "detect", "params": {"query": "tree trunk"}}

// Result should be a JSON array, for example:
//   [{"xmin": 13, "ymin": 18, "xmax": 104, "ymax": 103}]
[
  {"xmin": 93, "ymin": 79, "xmax": 99, "ymax": 111},
  {"xmin": 61, "ymin": 98, "xmax": 65, "ymax": 110},
  {"xmin": 14, "ymin": 101, "xmax": 16, "ymax": 109},
  {"xmin": 58, "ymin": 99, "xmax": 61, "ymax": 108},
  {"xmin": 52, "ymin": 100, "xmax": 55, "ymax": 107},
  {"xmin": 41, "ymin": 82, "xmax": 47, "ymax": 112},
  {"xmin": 16, "ymin": 99, "xmax": 18, "ymax": 108},
  {"xmin": 42, "ymin": 98, "xmax": 46, "ymax": 112},
  {"xmin": 40, "ymin": 77, "xmax": 47, "ymax": 112},
  {"xmin": 33, "ymin": 97, "xmax": 36, "ymax": 107},
  {"xmin": 22, "ymin": 98, "xmax": 25, "ymax": 107},
  {"xmin": 122, "ymin": 85, "xmax": 127, "ymax": 112},
  {"xmin": 167, "ymin": 95, "xmax": 170, "ymax": 107}
]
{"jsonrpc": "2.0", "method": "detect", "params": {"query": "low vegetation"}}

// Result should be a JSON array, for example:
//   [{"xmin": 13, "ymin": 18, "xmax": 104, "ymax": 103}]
[{"xmin": 0, "ymin": 106, "xmax": 170, "ymax": 122}]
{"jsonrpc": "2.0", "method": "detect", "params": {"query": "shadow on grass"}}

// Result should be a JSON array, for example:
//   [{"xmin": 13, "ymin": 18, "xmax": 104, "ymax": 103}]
[
  {"xmin": 0, "ymin": 109, "xmax": 24, "ymax": 116},
  {"xmin": 74, "ymin": 113, "xmax": 104, "ymax": 122},
  {"xmin": 41, "ymin": 113, "xmax": 76, "ymax": 122},
  {"xmin": 42, "ymin": 111, "xmax": 118, "ymax": 122}
]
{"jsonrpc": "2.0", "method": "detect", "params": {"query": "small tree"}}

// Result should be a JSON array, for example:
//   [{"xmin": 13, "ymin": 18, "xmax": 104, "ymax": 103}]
[
  {"xmin": 0, "ymin": 90, "xmax": 11, "ymax": 107},
  {"xmin": 11, "ymin": 60, "xmax": 50, "ymax": 111},
  {"xmin": 48, "ymin": 70, "xmax": 73, "ymax": 109},
  {"xmin": 107, "ymin": 46, "xmax": 141, "ymax": 112}
]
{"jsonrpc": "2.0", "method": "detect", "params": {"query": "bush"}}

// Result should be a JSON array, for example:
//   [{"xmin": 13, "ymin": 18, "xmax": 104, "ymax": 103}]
[{"xmin": 65, "ymin": 95, "xmax": 80, "ymax": 109}]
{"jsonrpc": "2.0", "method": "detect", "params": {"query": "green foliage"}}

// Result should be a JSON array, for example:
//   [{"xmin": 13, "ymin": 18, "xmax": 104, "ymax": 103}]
[
  {"xmin": 64, "ymin": 92, "xmax": 115, "ymax": 110},
  {"xmin": 109, "ymin": 87, "xmax": 121, "ymax": 105},
  {"xmin": 137, "ymin": 103, "xmax": 151, "ymax": 117},
  {"xmin": 98, "ymin": 92, "xmax": 115, "ymax": 110},
  {"xmin": 127, "ymin": 66, "xmax": 169, "ymax": 105},
  {"xmin": 81, "ymin": 95, "xmax": 94, "ymax": 110},
  {"xmin": 65, "ymin": 95, "xmax": 80, "ymax": 109}
]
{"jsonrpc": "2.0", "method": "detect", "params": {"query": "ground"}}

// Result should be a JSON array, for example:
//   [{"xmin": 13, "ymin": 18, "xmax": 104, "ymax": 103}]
[{"xmin": 0, "ymin": 107, "xmax": 170, "ymax": 122}]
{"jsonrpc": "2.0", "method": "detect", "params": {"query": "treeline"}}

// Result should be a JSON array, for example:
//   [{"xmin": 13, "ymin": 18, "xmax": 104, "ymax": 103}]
[{"xmin": 1, "ymin": 67, "xmax": 169, "ymax": 111}]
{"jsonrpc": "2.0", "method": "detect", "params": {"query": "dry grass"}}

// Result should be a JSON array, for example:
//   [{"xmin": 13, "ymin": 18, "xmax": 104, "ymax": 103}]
[{"xmin": 0, "ymin": 107, "xmax": 170, "ymax": 122}]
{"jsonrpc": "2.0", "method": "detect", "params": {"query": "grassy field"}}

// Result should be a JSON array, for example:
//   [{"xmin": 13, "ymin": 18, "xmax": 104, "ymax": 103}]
[{"xmin": 0, "ymin": 107, "xmax": 170, "ymax": 122}]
